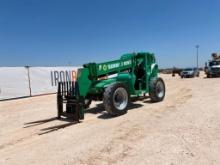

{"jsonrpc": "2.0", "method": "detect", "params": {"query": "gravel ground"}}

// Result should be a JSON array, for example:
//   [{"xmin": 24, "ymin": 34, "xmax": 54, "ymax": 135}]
[{"xmin": 0, "ymin": 73, "xmax": 220, "ymax": 165}]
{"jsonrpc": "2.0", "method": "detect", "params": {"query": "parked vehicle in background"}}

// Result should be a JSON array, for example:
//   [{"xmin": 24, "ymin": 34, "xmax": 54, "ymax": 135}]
[
  {"xmin": 205, "ymin": 53, "xmax": 220, "ymax": 78},
  {"xmin": 172, "ymin": 67, "xmax": 183, "ymax": 77},
  {"xmin": 180, "ymin": 68, "xmax": 200, "ymax": 78}
]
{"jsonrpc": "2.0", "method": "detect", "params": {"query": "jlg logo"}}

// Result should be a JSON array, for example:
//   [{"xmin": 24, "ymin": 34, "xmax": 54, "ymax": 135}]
[{"xmin": 98, "ymin": 65, "xmax": 108, "ymax": 71}]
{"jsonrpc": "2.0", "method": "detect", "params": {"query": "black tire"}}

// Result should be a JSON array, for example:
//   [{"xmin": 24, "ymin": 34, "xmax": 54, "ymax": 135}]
[
  {"xmin": 149, "ymin": 77, "xmax": 166, "ymax": 102},
  {"xmin": 103, "ymin": 83, "xmax": 130, "ymax": 116}
]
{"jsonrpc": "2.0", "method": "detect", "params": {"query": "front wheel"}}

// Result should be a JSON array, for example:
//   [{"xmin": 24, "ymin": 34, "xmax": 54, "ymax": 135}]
[
  {"xmin": 149, "ymin": 77, "xmax": 166, "ymax": 102},
  {"xmin": 103, "ymin": 83, "xmax": 130, "ymax": 116}
]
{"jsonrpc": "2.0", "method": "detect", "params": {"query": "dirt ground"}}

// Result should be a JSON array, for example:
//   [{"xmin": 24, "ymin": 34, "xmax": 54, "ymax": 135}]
[{"xmin": 1, "ymin": 72, "xmax": 220, "ymax": 165}]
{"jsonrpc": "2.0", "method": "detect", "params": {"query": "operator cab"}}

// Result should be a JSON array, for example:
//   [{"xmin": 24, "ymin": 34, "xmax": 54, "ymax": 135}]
[{"xmin": 134, "ymin": 55, "xmax": 147, "ymax": 90}]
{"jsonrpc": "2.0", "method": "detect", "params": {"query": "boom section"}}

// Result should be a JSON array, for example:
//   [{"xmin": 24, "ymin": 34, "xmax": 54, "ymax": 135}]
[
  {"xmin": 96, "ymin": 58, "xmax": 133, "ymax": 76},
  {"xmin": 83, "ymin": 57, "xmax": 134, "ymax": 80}
]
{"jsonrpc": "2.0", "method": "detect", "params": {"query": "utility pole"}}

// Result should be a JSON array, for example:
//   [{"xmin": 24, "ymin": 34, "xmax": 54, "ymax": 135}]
[
  {"xmin": 196, "ymin": 45, "xmax": 199, "ymax": 69},
  {"xmin": 25, "ymin": 66, "xmax": 32, "ymax": 97}
]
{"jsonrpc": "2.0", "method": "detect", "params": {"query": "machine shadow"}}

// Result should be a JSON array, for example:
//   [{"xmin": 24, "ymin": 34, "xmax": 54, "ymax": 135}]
[
  {"xmin": 85, "ymin": 103, "xmax": 104, "ymax": 114},
  {"xmin": 37, "ymin": 101, "xmax": 143, "ymax": 134},
  {"xmin": 85, "ymin": 96, "xmax": 153, "ymax": 119},
  {"xmin": 24, "ymin": 117, "xmax": 58, "ymax": 128},
  {"xmin": 96, "ymin": 103, "xmax": 144, "ymax": 120},
  {"xmin": 24, "ymin": 117, "xmax": 78, "ymax": 135},
  {"xmin": 85, "ymin": 95, "xmax": 150, "ymax": 116},
  {"xmin": 38, "ymin": 122, "xmax": 78, "ymax": 135},
  {"xmin": 24, "ymin": 97, "xmax": 149, "ymax": 134}
]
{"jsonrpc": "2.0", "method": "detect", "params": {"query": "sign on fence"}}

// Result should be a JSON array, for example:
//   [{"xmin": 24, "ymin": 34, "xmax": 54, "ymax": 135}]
[
  {"xmin": 0, "ymin": 67, "xmax": 79, "ymax": 100},
  {"xmin": 29, "ymin": 67, "xmax": 78, "ymax": 96}
]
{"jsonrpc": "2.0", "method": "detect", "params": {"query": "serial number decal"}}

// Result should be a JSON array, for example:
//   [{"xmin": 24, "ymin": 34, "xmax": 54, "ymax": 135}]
[
  {"xmin": 123, "ymin": 60, "xmax": 132, "ymax": 66},
  {"xmin": 98, "ymin": 60, "xmax": 132, "ymax": 72},
  {"xmin": 108, "ymin": 63, "xmax": 120, "ymax": 70}
]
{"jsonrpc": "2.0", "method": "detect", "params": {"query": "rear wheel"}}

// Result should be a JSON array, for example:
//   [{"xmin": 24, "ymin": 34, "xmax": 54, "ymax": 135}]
[
  {"xmin": 103, "ymin": 83, "xmax": 130, "ymax": 116},
  {"xmin": 149, "ymin": 77, "xmax": 166, "ymax": 102}
]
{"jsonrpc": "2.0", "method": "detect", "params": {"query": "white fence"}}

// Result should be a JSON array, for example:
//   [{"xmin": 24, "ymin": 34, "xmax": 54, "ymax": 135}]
[{"xmin": 0, "ymin": 67, "xmax": 78, "ymax": 100}]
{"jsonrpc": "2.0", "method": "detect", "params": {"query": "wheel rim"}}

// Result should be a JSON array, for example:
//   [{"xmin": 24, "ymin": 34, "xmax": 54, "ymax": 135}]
[
  {"xmin": 156, "ymin": 81, "xmax": 165, "ymax": 98},
  {"xmin": 113, "ymin": 87, "xmax": 128, "ymax": 110}
]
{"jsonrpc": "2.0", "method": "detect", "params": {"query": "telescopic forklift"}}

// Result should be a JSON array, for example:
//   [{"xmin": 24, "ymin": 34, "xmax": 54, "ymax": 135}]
[{"xmin": 57, "ymin": 52, "xmax": 165, "ymax": 122}]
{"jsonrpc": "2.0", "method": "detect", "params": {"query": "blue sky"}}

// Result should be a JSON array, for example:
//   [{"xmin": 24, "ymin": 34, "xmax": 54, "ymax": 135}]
[{"xmin": 0, "ymin": 0, "xmax": 220, "ymax": 68}]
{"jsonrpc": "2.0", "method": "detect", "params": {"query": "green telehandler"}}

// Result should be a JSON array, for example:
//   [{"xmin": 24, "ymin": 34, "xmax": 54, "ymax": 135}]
[{"xmin": 57, "ymin": 52, "xmax": 165, "ymax": 122}]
